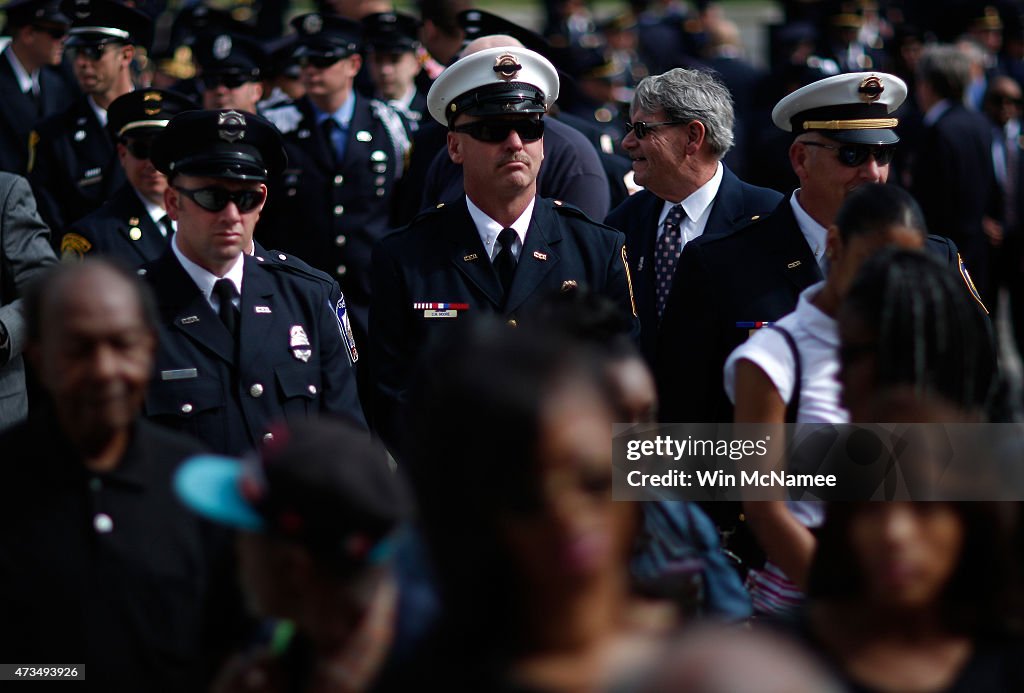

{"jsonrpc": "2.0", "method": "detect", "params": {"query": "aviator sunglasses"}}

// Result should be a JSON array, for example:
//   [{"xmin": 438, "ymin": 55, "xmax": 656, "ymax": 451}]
[
  {"xmin": 802, "ymin": 141, "xmax": 896, "ymax": 167},
  {"xmin": 451, "ymin": 119, "xmax": 545, "ymax": 143},
  {"xmin": 298, "ymin": 53, "xmax": 345, "ymax": 69},
  {"xmin": 174, "ymin": 186, "xmax": 266, "ymax": 213},
  {"xmin": 624, "ymin": 119, "xmax": 688, "ymax": 139},
  {"xmin": 201, "ymin": 73, "xmax": 253, "ymax": 90},
  {"xmin": 123, "ymin": 138, "xmax": 153, "ymax": 160}
]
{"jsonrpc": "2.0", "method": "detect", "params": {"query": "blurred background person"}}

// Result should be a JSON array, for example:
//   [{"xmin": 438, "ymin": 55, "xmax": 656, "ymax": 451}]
[
  {"xmin": 799, "ymin": 501, "xmax": 1024, "ymax": 692},
  {"xmin": 405, "ymin": 321, "xmax": 670, "ymax": 690},
  {"xmin": 362, "ymin": 11, "xmax": 428, "ymax": 128},
  {"xmin": 726, "ymin": 184, "xmax": 928, "ymax": 616},
  {"xmin": 176, "ymin": 418, "xmax": 420, "ymax": 693},
  {"xmin": 838, "ymin": 248, "xmax": 998, "ymax": 424},
  {"xmin": 0, "ymin": 259, "xmax": 244, "ymax": 690}
]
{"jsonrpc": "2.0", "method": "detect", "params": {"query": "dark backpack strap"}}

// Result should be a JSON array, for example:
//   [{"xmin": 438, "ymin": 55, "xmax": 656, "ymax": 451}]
[{"xmin": 766, "ymin": 325, "xmax": 802, "ymax": 424}]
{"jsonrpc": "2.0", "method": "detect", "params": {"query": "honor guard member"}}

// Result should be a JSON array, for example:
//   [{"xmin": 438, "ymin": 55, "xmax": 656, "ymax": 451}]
[
  {"xmin": 141, "ymin": 109, "xmax": 365, "ymax": 456},
  {"xmin": 362, "ymin": 11, "xmax": 427, "ymax": 128},
  {"xmin": 258, "ymin": 12, "xmax": 411, "ymax": 353},
  {"xmin": 0, "ymin": 0, "xmax": 76, "ymax": 174},
  {"xmin": 60, "ymin": 89, "xmax": 199, "ymax": 267},
  {"xmin": 194, "ymin": 31, "xmax": 265, "ymax": 113},
  {"xmin": 27, "ymin": 0, "xmax": 152, "ymax": 237},
  {"xmin": 662, "ymin": 72, "xmax": 965, "ymax": 423},
  {"xmin": 370, "ymin": 46, "xmax": 638, "ymax": 459}
]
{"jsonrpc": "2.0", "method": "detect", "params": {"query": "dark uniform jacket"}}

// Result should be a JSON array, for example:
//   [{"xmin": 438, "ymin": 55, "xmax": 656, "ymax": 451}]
[
  {"xmin": 604, "ymin": 166, "xmax": 783, "ymax": 363},
  {"xmin": 0, "ymin": 416, "xmax": 241, "ymax": 692},
  {"xmin": 370, "ymin": 196, "xmax": 638, "ymax": 457},
  {"xmin": 660, "ymin": 194, "xmax": 962, "ymax": 424},
  {"xmin": 142, "ymin": 248, "xmax": 365, "ymax": 456},
  {"xmin": 0, "ymin": 47, "xmax": 76, "ymax": 175},
  {"xmin": 910, "ymin": 102, "xmax": 1000, "ymax": 303},
  {"xmin": 28, "ymin": 95, "xmax": 125, "ymax": 238},
  {"xmin": 258, "ymin": 94, "xmax": 410, "ymax": 350},
  {"xmin": 60, "ymin": 183, "xmax": 170, "ymax": 267}
]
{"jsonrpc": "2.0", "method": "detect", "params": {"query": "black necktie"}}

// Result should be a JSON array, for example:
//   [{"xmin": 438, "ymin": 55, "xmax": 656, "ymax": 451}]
[
  {"xmin": 159, "ymin": 214, "xmax": 174, "ymax": 239},
  {"xmin": 213, "ymin": 279, "xmax": 239, "ymax": 338},
  {"xmin": 494, "ymin": 227, "xmax": 518, "ymax": 295}
]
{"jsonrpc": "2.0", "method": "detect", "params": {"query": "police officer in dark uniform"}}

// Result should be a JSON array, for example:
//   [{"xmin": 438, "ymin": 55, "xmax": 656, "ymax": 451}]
[
  {"xmin": 370, "ymin": 45, "xmax": 637, "ymax": 459},
  {"xmin": 60, "ymin": 88, "xmax": 199, "ymax": 267},
  {"xmin": 0, "ymin": 0, "xmax": 77, "ymax": 174},
  {"xmin": 193, "ymin": 30, "xmax": 265, "ymax": 113},
  {"xmin": 141, "ymin": 109, "xmax": 365, "ymax": 456},
  {"xmin": 258, "ymin": 13, "xmax": 411, "ymax": 352},
  {"xmin": 362, "ymin": 11, "xmax": 428, "ymax": 129},
  {"xmin": 27, "ymin": 0, "xmax": 152, "ymax": 238}
]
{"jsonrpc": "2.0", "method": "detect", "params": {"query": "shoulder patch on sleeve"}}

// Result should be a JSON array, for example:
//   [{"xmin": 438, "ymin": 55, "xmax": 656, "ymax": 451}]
[
  {"xmin": 60, "ymin": 232, "xmax": 91, "ymax": 261},
  {"xmin": 334, "ymin": 294, "xmax": 359, "ymax": 364},
  {"xmin": 957, "ymin": 253, "xmax": 989, "ymax": 314},
  {"xmin": 622, "ymin": 245, "xmax": 637, "ymax": 317},
  {"xmin": 27, "ymin": 130, "xmax": 39, "ymax": 173},
  {"xmin": 261, "ymin": 104, "xmax": 303, "ymax": 135}
]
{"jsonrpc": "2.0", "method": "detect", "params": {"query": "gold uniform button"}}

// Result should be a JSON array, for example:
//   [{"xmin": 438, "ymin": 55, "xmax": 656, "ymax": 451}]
[
  {"xmin": 334, "ymin": 175, "xmax": 344, "ymax": 185},
  {"xmin": 507, "ymin": 319, "xmax": 518, "ymax": 327},
  {"xmin": 180, "ymin": 403, "xmax": 193, "ymax": 414},
  {"xmin": 129, "ymin": 227, "xmax": 142, "ymax": 241},
  {"xmin": 335, "ymin": 235, "xmax": 346, "ymax": 246},
  {"xmin": 250, "ymin": 383, "xmax": 264, "ymax": 398},
  {"xmin": 333, "ymin": 205, "xmax": 344, "ymax": 215}
]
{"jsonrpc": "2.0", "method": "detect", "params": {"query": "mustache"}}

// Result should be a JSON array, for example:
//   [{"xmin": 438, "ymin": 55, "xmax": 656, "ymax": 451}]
[{"xmin": 497, "ymin": 153, "xmax": 532, "ymax": 167}]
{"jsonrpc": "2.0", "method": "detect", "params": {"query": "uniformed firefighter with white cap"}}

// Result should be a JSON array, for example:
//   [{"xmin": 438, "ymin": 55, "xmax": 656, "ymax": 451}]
[{"xmin": 369, "ymin": 45, "xmax": 638, "ymax": 461}]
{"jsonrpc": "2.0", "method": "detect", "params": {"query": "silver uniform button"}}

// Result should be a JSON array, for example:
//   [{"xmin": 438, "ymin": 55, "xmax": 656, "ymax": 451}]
[
  {"xmin": 335, "ymin": 235, "xmax": 346, "ymax": 246},
  {"xmin": 278, "ymin": 253, "xmax": 287, "ymax": 260},
  {"xmin": 263, "ymin": 432, "xmax": 274, "ymax": 442},
  {"xmin": 93, "ymin": 513, "xmax": 113, "ymax": 533},
  {"xmin": 180, "ymin": 403, "xmax": 194, "ymax": 414},
  {"xmin": 250, "ymin": 383, "xmax": 264, "ymax": 398},
  {"xmin": 308, "ymin": 385, "xmax": 317, "ymax": 395},
  {"xmin": 333, "ymin": 205, "xmax": 344, "ymax": 215},
  {"xmin": 333, "ymin": 175, "xmax": 344, "ymax": 185}
]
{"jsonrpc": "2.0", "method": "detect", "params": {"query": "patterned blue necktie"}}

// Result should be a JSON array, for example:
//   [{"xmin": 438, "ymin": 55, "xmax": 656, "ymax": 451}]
[{"xmin": 654, "ymin": 204, "xmax": 687, "ymax": 319}]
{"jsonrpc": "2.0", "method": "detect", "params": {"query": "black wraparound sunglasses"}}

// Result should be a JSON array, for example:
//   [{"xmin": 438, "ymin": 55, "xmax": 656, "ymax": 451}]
[
  {"xmin": 174, "ymin": 186, "xmax": 265, "ymax": 213},
  {"xmin": 802, "ymin": 141, "xmax": 896, "ymax": 167},
  {"xmin": 451, "ymin": 119, "xmax": 545, "ymax": 143}
]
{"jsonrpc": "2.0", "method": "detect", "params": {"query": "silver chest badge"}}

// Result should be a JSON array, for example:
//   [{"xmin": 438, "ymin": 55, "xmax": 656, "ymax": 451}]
[{"xmin": 290, "ymin": 325, "xmax": 312, "ymax": 362}]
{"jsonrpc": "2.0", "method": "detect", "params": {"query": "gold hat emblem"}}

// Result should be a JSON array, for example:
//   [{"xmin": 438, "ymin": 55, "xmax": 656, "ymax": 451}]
[
  {"xmin": 858, "ymin": 76, "xmax": 884, "ymax": 103},
  {"xmin": 493, "ymin": 53, "xmax": 522, "ymax": 81},
  {"xmin": 143, "ymin": 90, "xmax": 162, "ymax": 115}
]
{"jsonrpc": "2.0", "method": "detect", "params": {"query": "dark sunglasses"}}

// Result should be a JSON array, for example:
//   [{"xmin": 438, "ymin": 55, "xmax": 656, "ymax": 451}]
[
  {"xmin": 802, "ymin": 141, "xmax": 896, "ymax": 167},
  {"xmin": 122, "ymin": 138, "xmax": 153, "ymax": 160},
  {"xmin": 298, "ymin": 54, "xmax": 344, "ymax": 69},
  {"xmin": 69, "ymin": 41, "xmax": 120, "ymax": 61},
  {"xmin": 174, "ymin": 186, "xmax": 265, "ymax": 213},
  {"xmin": 992, "ymin": 94, "xmax": 1023, "ymax": 107},
  {"xmin": 625, "ymin": 119, "xmax": 687, "ymax": 139},
  {"xmin": 33, "ymin": 25, "xmax": 68, "ymax": 39},
  {"xmin": 451, "ymin": 119, "xmax": 545, "ymax": 143},
  {"xmin": 201, "ymin": 73, "xmax": 253, "ymax": 90}
]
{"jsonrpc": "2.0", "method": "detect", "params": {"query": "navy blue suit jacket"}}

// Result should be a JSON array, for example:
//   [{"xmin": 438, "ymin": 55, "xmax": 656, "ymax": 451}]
[{"xmin": 604, "ymin": 166, "xmax": 783, "ymax": 363}]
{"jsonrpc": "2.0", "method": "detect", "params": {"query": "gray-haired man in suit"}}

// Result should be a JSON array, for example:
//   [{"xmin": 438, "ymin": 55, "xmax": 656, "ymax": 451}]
[{"xmin": 0, "ymin": 171, "xmax": 58, "ymax": 430}]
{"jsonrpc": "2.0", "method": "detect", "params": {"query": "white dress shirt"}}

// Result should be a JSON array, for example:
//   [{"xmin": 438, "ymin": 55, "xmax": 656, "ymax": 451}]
[
  {"xmin": 655, "ymin": 161, "xmax": 724, "ymax": 248},
  {"xmin": 790, "ymin": 192, "xmax": 829, "ymax": 273},
  {"xmin": 171, "ymin": 236, "xmax": 243, "ymax": 313},
  {"xmin": 466, "ymin": 195, "xmax": 535, "ymax": 262}
]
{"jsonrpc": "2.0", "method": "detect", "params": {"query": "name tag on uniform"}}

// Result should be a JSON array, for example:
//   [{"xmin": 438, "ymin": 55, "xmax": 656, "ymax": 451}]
[
  {"xmin": 161, "ymin": 368, "xmax": 198, "ymax": 381},
  {"xmin": 425, "ymin": 310, "xmax": 457, "ymax": 318}
]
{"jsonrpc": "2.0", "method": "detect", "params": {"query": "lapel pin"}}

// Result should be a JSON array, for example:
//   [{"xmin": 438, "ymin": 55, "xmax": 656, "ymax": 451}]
[
  {"xmin": 787, "ymin": 260, "xmax": 802, "ymax": 269},
  {"xmin": 181, "ymin": 315, "xmax": 199, "ymax": 325},
  {"xmin": 463, "ymin": 253, "xmax": 478, "ymax": 262},
  {"xmin": 533, "ymin": 250, "xmax": 548, "ymax": 261},
  {"xmin": 560, "ymin": 280, "xmax": 578, "ymax": 292},
  {"xmin": 128, "ymin": 217, "xmax": 140, "ymax": 226},
  {"xmin": 637, "ymin": 256, "xmax": 645, "ymax": 272}
]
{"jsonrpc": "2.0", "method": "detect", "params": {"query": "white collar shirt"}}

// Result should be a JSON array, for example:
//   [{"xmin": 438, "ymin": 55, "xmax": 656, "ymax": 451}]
[
  {"xmin": 656, "ymin": 161, "xmax": 724, "ymax": 248},
  {"xmin": 790, "ymin": 191, "xmax": 829, "ymax": 273},
  {"xmin": 466, "ymin": 195, "xmax": 535, "ymax": 262},
  {"xmin": 171, "ymin": 235, "xmax": 244, "ymax": 312}
]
